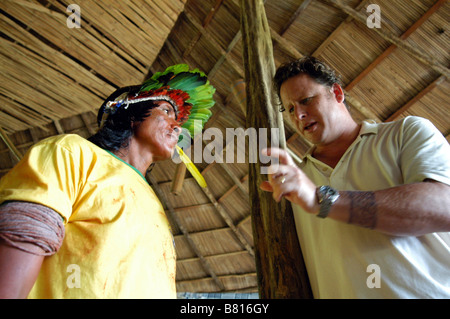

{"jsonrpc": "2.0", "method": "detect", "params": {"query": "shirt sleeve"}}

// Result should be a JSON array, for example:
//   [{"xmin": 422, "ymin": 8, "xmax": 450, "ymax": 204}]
[
  {"xmin": 0, "ymin": 201, "xmax": 65, "ymax": 256},
  {"xmin": 400, "ymin": 116, "xmax": 450, "ymax": 186},
  {"xmin": 0, "ymin": 137, "xmax": 80, "ymax": 223}
]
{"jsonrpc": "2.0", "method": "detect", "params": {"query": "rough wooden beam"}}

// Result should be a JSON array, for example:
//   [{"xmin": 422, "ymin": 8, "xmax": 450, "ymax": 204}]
[
  {"xmin": 385, "ymin": 75, "xmax": 446, "ymax": 122},
  {"xmin": 183, "ymin": 0, "xmax": 225, "ymax": 59},
  {"xmin": 270, "ymin": 27, "xmax": 303, "ymax": 59},
  {"xmin": 218, "ymin": 174, "xmax": 249, "ymax": 203},
  {"xmin": 345, "ymin": 93, "xmax": 381, "ymax": 121},
  {"xmin": 345, "ymin": 0, "xmax": 447, "ymax": 91},
  {"xmin": 164, "ymin": 173, "xmax": 248, "ymax": 211},
  {"xmin": 29, "ymin": 127, "xmax": 40, "ymax": 144},
  {"xmin": 269, "ymin": 0, "xmax": 311, "ymax": 60},
  {"xmin": 80, "ymin": 112, "xmax": 96, "ymax": 135},
  {"xmin": 165, "ymin": 202, "xmax": 214, "ymax": 213},
  {"xmin": 396, "ymin": 0, "xmax": 446, "ymax": 39},
  {"xmin": 218, "ymin": 161, "xmax": 248, "ymax": 196},
  {"xmin": 165, "ymin": 38, "xmax": 184, "ymax": 65},
  {"xmin": 202, "ymin": 135, "xmax": 248, "ymax": 196},
  {"xmin": 313, "ymin": 0, "xmax": 368, "ymax": 56},
  {"xmin": 183, "ymin": 10, "xmax": 243, "ymax": 77},
  {"xmin": 176, "ymin": 272, "xmax": 257, "ymax": 292},
  {"xmin": 208, "ymin": 30, "xmax": 242, "ymax": 78},
  {"xmin": 279, "ymin": 0, "xmax": 313, "ymax": 35},
  {"xmin": 240, "ymin": 0, "xmax": 312, "ymax": 298},
  {"xmin": 200, "ymin": 186, "xmax": 255, "ymax": 257},
  {"xmin": 53, "ymin": 119, "xmax": 64, "ymax": 135},
  {"xmin": 324, "ymin": 0, "xmax": 450, "ymax": 77},
  {"xmin": 308, "ymin": 0, "xmax": 378, "ymax": 122}
]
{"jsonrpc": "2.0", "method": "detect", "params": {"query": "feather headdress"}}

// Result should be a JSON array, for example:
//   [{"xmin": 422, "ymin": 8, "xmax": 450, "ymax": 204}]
[
  {"xmin": 98, "ymin": 64, "xmax": 215, "ymax": 187},
  {"xmin": 100, "ymin": 64, "xmax": 215, "ymax": 138}
]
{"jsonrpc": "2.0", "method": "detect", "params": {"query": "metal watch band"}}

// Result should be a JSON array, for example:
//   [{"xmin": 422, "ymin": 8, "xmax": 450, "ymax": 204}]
[{"xmin": 316, "ymin": 185, "xmax": 340, "ymax": 219}]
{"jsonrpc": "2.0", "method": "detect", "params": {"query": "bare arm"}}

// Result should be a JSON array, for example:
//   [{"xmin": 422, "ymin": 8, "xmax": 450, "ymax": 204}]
[
  {"xmin": 0, "ymin": 240, "xmax": 44, "ymax": 298},
  {"xmin": 0, "ymin": 201, "xmax": 65, "ymax": 298},
  {"xmin": 328, "ymin": 180, "xmax": 450, "ymax": 236},
  {"xmin": 260, "ymin": 148, "xmax": 450, "ymax": 237}
]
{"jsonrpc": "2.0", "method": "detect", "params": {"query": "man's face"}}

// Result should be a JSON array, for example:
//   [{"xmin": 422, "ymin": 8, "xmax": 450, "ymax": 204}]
[
  {"xmin": 133, "ymin": 101, "xmax": 181, "ymax": 162},
  {"xmin": 279, "ymin": 73, "xmax": 346, "ymax": 146}
]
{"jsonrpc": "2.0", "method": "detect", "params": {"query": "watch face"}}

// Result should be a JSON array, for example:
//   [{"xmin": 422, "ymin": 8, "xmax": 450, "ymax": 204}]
[
  {"xmin": 320, "ymin": 186, "xmax": 331, "ymax": 197},
  {"xmin": 328, "ymin": 188, "xmax": 339, "ymax": 196},
  {"xmin": 317, "ymin": 186, "xmax": 340, "ymax": 218},
  {"xmin": 319, "ymin": 186, "xmax": 339, "ymax": 201}
]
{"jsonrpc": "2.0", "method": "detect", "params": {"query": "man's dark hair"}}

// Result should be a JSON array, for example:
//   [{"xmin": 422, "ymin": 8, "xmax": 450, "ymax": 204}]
[
  {"xmin": 273, "ymin": 56, "xmax": 346, "ymax": 111},
  {"xmin": 88, "ymin": 86, "xmax": 158, "ymax": 151}
]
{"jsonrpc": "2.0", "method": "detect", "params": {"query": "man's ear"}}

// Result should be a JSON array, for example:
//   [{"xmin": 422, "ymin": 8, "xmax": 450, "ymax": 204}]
[{"xmin": 331, "ymin": 83, "xmax": 345, "ymax": 103}]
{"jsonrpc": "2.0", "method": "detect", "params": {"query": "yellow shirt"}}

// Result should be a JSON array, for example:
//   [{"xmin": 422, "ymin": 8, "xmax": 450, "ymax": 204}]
[{"xmin": 0, "ymin": 134, "xmax": 176, "ymax": 298}]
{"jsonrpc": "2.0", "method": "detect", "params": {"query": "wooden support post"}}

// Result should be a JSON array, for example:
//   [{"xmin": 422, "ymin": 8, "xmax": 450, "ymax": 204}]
[
  {"xmin": 171, "ymin": 163, "xmax": 187, "ymax": 195},
  {"xmin": 240, "ymin": 0, "xmax": 312, "ymax": 298}
]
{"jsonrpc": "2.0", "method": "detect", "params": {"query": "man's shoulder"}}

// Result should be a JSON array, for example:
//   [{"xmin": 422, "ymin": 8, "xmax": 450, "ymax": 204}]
[
  {"xmin": 375, "ymin": 116, "xmax": 431, "ymax": 129},
  {"xmin": 362, "ymin": 116, "xmax": 435, "ymax": 136}
]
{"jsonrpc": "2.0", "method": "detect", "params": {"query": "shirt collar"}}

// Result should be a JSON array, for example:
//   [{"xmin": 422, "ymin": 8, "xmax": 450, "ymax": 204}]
[
  {"xmin": 302, "ymin": 119, "xmax": 379, "ymax": 161},
  {"xmin": 360, "ymin": 119, "xmax": 379, "ymax": 136}
]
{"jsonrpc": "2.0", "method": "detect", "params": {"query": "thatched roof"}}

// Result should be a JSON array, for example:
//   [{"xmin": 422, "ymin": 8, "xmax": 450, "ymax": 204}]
[{"xmin": 0, "ymin": 0, "xmax": 449, "ymax": 294}]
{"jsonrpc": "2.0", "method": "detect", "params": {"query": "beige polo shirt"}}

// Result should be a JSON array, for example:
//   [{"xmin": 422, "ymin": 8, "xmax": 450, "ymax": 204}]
[{"xmin": 293, "ymin": 116, "xmax": 450, "ymax": 298}]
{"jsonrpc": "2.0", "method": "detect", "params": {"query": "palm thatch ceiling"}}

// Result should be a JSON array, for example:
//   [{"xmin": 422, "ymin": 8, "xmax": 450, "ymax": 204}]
[{"xmin": 0, "ymin": 0, "xmax": 449, "ymax": 294}]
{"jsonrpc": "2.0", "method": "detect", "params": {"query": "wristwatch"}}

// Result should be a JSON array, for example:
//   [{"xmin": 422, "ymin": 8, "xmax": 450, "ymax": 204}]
[{"xmin": 316, "ymin": 185, "xmax": 340, "ymax": 218}]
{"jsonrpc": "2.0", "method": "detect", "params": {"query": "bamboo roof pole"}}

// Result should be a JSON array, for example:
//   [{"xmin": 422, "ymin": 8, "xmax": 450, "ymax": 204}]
[
  {"xmin": 0, "ymin": 127, "xmax": 23, "ymax": 163},
  {"xmin": 324, "ymin": 0, "xmax": 450, "ymax": 78},
  {"xmin": 239, "ymin": 0, "xmax": 312, "ymax": 298}
]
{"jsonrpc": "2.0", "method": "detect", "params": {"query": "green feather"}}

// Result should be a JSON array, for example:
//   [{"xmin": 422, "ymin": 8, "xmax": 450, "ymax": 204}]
[
  {"xmin": 140, "ymin": 64, "xmax": 215, "ymax": 137},
  {"xmin": 168, "ymin": 73, "xmax": 206, "ymax": 91},
  {"xmin": 140, "ymin": 78, "xmax": 163, "ymax": 91}
]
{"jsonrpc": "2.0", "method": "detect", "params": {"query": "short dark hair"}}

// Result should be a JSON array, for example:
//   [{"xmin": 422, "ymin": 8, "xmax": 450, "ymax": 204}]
[
  {"xmin": 273, "ymin": 56, "xmax": 345, "ymax": 111},
  {"xmin": 88, "ymin": 86, "xmax": 158, "ymax": 151}
]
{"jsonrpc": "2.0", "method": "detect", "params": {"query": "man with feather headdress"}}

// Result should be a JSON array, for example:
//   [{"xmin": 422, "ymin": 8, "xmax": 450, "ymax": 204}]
[{"xmin": 0, "ymin": 64, "xmax": 215, "ymax": 298}]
